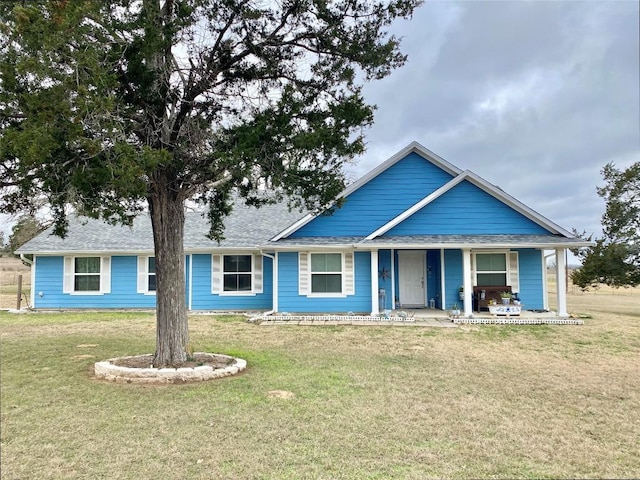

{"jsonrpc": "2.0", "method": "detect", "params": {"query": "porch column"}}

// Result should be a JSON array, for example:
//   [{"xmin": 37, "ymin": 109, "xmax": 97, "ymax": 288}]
[
  {"xmin": 462, "ymin": 248, "xmax": 473, "ymax": 318},
  {"xmin": 272, "ymin": 252, "xmax": 279, "ymax": 313},
  {"xmin": 370, "ymin": 249, "xmax": 379, "ymax": 315},
  {"xmin": 555, "ymin": 248, "xmax": 569, "ymax": 317}
]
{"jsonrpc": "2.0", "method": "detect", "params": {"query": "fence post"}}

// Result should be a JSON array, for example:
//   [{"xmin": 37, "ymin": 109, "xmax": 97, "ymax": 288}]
[{"xmin": 16, "ymin": 275, "xmax": 22, "ymax": 310}]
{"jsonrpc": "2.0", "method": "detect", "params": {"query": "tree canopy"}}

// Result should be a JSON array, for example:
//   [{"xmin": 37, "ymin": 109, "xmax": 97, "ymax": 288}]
[
  {"xmin": 0, "ymin": 0, "xmax": 420, "ymax": 365},
  {"xmin": 572, "ymin": 162, "xmax": 640, "ymax": 289}
]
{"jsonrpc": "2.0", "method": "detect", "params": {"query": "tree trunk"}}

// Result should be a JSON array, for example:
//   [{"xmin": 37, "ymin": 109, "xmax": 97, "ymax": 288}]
[{"xmin": 149, "ymin": 182, "xmax": 189, "ymax": 367}]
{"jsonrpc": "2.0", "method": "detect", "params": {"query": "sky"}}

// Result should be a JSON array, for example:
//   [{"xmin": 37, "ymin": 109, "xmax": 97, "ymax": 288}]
[
  {"xmin": 348, "ymin": 0, "xmax": 640, "ymax": 240},
  {"xmin": 1, "ymin": 1, "xmax": 638, "ymax": 247}
]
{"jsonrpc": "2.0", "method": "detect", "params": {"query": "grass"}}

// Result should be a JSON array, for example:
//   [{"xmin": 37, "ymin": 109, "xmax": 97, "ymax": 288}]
[{"xmin": 1, "ymin": 289, "xmax": 640, "ymax": 479}]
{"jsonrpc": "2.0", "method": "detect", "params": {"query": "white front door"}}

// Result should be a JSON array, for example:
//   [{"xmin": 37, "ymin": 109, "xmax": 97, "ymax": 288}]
[{"xmin": 398, "ymin": 251, "xmax": 426, "ymax": 307}]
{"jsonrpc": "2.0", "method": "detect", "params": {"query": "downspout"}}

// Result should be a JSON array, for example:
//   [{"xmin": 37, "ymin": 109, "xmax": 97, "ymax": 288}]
[{"xmin": 259, "ymin": 250, "xmax": 277, "ymax": 316}]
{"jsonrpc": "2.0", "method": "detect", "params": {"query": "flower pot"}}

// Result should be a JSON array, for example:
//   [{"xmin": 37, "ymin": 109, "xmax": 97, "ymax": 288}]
[{"xmin": 502, "ymin": 298, "xmax": 510, "ymax": 305}]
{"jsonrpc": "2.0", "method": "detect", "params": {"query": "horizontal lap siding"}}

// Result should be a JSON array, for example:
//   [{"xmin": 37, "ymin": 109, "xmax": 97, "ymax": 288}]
[
  {"xmin": 291, "ymin": 153, "xmax": 454, "ymax": 237},
  {"xmin": 33, "ymin": 256, "xmax": 155, "ymax": 308},
  {"xmin": 387, "ymin": 181, "xmax": 550, "ymax": 235},
  {"xmin": 277, "ymin": 252, "xmax": 371, "ymax": 313},
  {"xmin": 516, "ymin": 249, "xmax": 544, "ymax": 309},
  {"xmin": 444, "ymin": 250, "xmax": 463, "ymax": 310},
  {"xmin": 190, "ymin": 254, "xmax": 273, "ymax": 310}
]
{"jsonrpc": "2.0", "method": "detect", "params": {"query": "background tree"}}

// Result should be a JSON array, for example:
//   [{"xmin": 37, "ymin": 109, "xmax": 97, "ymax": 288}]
[
  {"xmin": 0, "ymin": 0, "xmax": 420, "ymax": 365},
  {"xmin": 8, "ymin": 214, "xmax": 47, "ymax": 256},
  {"xmin": 572, "ymin": 162, "xmax": 640, "ymax": 289}
]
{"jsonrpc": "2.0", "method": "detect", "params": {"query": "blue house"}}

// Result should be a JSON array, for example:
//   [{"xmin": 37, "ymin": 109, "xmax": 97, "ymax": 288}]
[{"xmin": 16, "ymin": 142, "xmax": 587, "ymax": 317}]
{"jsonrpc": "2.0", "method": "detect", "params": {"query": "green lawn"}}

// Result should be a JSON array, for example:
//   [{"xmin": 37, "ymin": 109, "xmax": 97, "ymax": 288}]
[{"xmin": 1, "ymin": 308, "xmax": 639, "ymax": 479}]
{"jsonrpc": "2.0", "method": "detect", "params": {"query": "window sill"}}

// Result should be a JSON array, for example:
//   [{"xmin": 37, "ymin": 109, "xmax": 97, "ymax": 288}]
[
  {"xmin": 217, "ymin": 292, "xmax": 257, "ymax": 296},
  {"xmin": 306, "ymin": 293, "xmax": 347, "ymax": 298}
]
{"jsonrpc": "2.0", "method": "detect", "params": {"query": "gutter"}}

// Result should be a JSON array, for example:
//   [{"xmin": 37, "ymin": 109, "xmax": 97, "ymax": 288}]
[{"xmin": 20, "ymin": 254, "xmax": 33, "ymax": 266}]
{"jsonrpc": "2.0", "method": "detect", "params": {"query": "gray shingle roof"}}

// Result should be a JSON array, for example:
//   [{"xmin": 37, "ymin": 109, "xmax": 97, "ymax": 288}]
[{"xmin": 16, "ymin": 200, "xmax": 307, "ymax": 254}]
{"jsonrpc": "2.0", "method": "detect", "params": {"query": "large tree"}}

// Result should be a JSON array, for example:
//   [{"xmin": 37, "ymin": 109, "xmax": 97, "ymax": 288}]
[
  {"xmin": 572, "ymin": 162, "xmax": 640, "ymax": 289},
  {"xmin": 0, "ymin": 0, "xmax": 419, "ymax": 365}
]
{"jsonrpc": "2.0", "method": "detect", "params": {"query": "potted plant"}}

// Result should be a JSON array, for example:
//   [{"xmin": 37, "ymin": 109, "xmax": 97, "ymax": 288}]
[
  {"xmin": 500, "ymin": 291, "xmax": 512, "ymax": 305},
  {"xmin": 449, "ymin": 303, "xmax": 461, "ymax": 318},
  {"xmin": 458, "ymin": 286, "xmax": 464, "ymax": 301}
]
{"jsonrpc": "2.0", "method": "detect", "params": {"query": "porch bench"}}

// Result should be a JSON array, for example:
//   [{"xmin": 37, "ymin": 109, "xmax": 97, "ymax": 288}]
[{"xmin": 473, "ymin": 286, "xmax": 511, "ymax": 312}]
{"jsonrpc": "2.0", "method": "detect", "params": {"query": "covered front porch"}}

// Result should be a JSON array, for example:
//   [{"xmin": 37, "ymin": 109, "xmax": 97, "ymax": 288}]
[{"xmin": 365, "ymin": 242, "xmax": 573, "ymax": 319}]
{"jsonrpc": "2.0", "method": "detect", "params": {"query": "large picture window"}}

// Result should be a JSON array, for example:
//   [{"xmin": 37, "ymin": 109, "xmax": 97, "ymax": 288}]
[
  {"xmin": 74, "ymin": 257, "xmax": 101, "ymax": 291},
  {"xmin": 310, "ymin": 253, "xmax": 343, "ymax": 293},
  {"xmin": 475, "ymin": 253, "xmax": 507, "ymax": 286},
  {"xmin": 223, "ymin": 255, "xmax": 252, "ymax": 292}
]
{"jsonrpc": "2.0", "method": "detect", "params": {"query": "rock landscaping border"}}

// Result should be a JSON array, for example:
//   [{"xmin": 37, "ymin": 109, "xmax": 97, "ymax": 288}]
[{"xmin": 94, "ymin": 353, "xmax": 246, "ymax": 384}]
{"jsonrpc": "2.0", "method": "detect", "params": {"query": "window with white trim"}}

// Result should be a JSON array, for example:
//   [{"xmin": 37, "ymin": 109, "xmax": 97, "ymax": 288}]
[
  {"xmin": 137, "ymin": 256, "xmax": 156, "ymax": 294},
  {"xmin": 63, "ymin": 256, "xmax": 111, "ymax": 294},
  {"xmin": 311, "ymin": 253, "xmax": 342, "ymax": 293},
  {"xmin": 298, "ymin": 251, "xmax": 355, "ymax": 297},
  {"xmin": 211, "ymin": 254, "xmax": 263, "ymax": 295},
  {"xmin": 474, "ymin": 253, "xmax": 507, "ymax": 286},
  {"xmin": 147, "ymin": 257, "xmax": 156, "ymax": 291},
  {"xmin": 74, "ymin": 257, "xmax": 101, "ymax": 291},
  {"xmin": 223, "ymin": 255, "xmax": 252, "ymax": 292},
  {"xmin": 473, "ymin": 251, "xmax": 519, "ymax": 292}
]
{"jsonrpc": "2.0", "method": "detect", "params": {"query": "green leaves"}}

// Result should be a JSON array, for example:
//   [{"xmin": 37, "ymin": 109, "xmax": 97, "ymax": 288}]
[{"xmin": 572, "ymin": 162, "xmax": 640, "ymax": 289}]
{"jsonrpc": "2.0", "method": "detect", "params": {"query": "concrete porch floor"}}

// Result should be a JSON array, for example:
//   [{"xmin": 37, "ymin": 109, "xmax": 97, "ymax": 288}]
[{"xmin": 257, "ymin": 308, "xmax": 578, "ymax": 327}]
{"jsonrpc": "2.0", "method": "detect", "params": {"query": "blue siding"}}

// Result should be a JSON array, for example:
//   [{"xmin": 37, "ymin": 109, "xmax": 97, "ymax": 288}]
[
  {"xmin": 387, "ymin": 180, "xmax": 550, "ymax": 235},
  {"xmin": 291, "ymin": 152, "xmax": 455, "ymax": 237},
  {"xmin": 426, "ymin": 250, "xmax": 442, "ymax": 308},
  {"xmin": 190, "ymin": 254, "xmax": 273, "ymax": 310},
  {"xmin": 443, "ymin": 250, "xmax": 463, "ymax": 310},
  {"xmin": 33, "ymin": 255, "xmax": 156, "ymax": 309},
  {"xmin": 277, "ymin": 251, "xmax": 372, "ymax": 313},
  {"xmin": 516, "ymin": 249, "xmax": 544, "ymax": 309}
]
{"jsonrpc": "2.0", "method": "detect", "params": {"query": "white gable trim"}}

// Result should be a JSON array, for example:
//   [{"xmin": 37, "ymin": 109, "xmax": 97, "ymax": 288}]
[
  {"xmin": 271, "ymin": 142, "xmax": 463, "ymax": 241},
  {"xmin": 366, "ymin": 173, "xmax": 469, "ymax": 240},
  {"xmin": 271, "ymin": 213, "xmax": 316, "ymax": 242},
  {"xmin": 340, "ymin": 141, "xmax": 462, "ymax": 198}
]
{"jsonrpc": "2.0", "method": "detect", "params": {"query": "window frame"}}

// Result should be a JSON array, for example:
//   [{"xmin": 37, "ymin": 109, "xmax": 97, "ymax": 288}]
[
  {"xmin": 212, "ymin": 253, "xmax": 263, "ymax": 296},
  {"xmin": 64, "ymin": 256, "xmax": 111, "ymax": 295},
  {"xmin": 474, "ymin": 251, "xmax": 508, "ymax": 287},
  {"xmin": 308, "ymin": 252, "xmax": 345, "ymax": 297},
  {"xmin": 222, "ymin": 254, "xmax": 253, "ymax": 294},
  {"xmin": 137, "ymin": 256, "xmax": 157, "ymax": 295}
]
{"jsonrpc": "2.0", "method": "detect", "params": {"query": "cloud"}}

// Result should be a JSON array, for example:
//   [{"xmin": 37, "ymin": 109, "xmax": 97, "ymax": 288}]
[{"xmin": 355, "ymin": 0, "xmax": 640, "ymax": 238}]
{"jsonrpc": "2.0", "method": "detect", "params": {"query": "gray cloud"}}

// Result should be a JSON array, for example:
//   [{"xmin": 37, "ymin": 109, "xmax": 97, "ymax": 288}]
[{"xmin": 355, "ymin": 0, "xmax": 640, "ymax": 239}]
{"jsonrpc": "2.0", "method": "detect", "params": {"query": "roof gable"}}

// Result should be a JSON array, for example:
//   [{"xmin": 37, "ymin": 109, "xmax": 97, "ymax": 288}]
[
  {"xmin": 372, "ymin": 171, "xmax": 572, "ymax": 237},
  {"xmin": 275, "ymin": 142, "xmax": 459, "ymax": 239}
]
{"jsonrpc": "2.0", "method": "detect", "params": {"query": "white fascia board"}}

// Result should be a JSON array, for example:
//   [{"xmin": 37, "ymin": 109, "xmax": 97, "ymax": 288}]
[
  {"xmin": 271, "ymin": 141, "xmax": 463, "ymax": 240},
  {"xmin": 186, "ymin": 247, "xmax": 261, "ymax": 254},
  {"xmin": 270, "ymin": 213, "xmax": 316, "ymax": 241},
  {"xmin": 356, "ymin": 240, "xmax": 592, "ymax": 250},
  {"xmin": 339, "ymin": 141, "xmax": 462, "ymax": 199},
  {"xmin": 462, "ymin": 171, "xmax": 575, "ymax": 237},
  {"xmin": 24, "ymin": 249, "xmax": 154, "ymax": 256},
  {"xmin": 366, "ymin": 173, "xmax": 469, "ymax": 240},
  {"xmin": 261, "ymin": 244, "xmax": 358, "ymax": 252}
]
